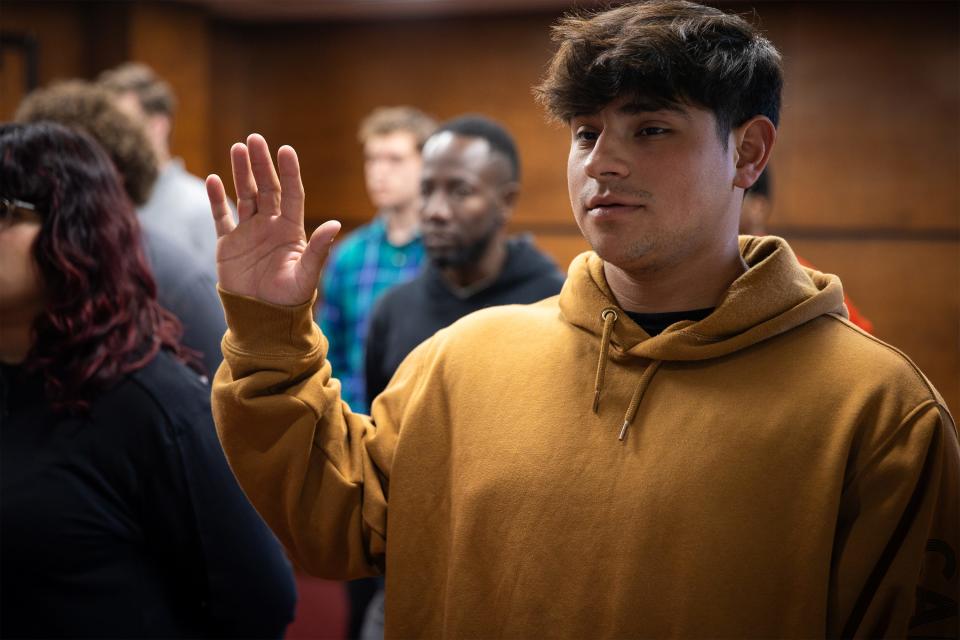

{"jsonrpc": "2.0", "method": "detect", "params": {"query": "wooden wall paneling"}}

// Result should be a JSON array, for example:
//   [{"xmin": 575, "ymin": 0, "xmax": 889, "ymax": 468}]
[
  {"xmin": 1, "ymin": 1, "xmax": 217, "ymax": 178},
  {"xmin": 0, "ymin": 1, "xmax": 89, "ymax": 120},
  {"xmin": 208, "ymin": 12, "xmax": 573, "ymax": 233},
  {"xmin": 787, "ymin": 237, "xmax": 959, "ymax": 412},
  {"xmin": 0, "ymin": 39, "xmax": 30, "ymax": 119},
  {"xmin": 526, "ymin": 231, "xmax": 592, "ymax": 274},
  {"xmin": 211, "ymin": 22, "xmax": 370, "ymax": 228},
  {"xmin": 207, "ymin": 23, "xmax": 252, "ymax": 196},
  {"xmin": 127, "ymin": 1, "xmax": 213, "ymax": 175},
  {"xmin": 80, "ymin": 3, "xmax": 131, "ymax": 78},
  {"xmin": 308, "ymin": 14, "xmax": 571, "ymax": 228},
  {"xmin": 750, "ymin": 1, "xmax": 959, "ymax": 232}
]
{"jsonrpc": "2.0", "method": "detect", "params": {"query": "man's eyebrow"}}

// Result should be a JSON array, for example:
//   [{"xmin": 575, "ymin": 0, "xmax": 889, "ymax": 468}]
[
  {"xmin": 618, "ymin": 100, "xmax": 689, "ymax": 118},
  {"xmin": 448, "ymin": 176, "xmax": 476, "ymax": 188},
  {"xmin": 568, "ymin": 100, "xmax": 691, "ymax": 121}
]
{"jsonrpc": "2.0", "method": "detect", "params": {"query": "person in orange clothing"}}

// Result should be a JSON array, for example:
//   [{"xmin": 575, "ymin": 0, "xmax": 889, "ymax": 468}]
[
  {"xmin": 740, "ymin": 168, "xmax": 874, "ymax": 332},
  {"xmin": 204, "ymin": 2, "xmax": 956, "ymax": 637}
]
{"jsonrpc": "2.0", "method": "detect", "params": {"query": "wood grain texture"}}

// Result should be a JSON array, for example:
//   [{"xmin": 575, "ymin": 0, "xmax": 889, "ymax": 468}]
[
  {"xmin": 207, "ymin": 13, "xmax": 570, "ymax": 229},
  {"xmin": 752, "ymin": 1, "xmax": 960, "ymax": 231},
  {"xmin": 126, "ymin": 2, "xmax": 213, "ymax": 174}
]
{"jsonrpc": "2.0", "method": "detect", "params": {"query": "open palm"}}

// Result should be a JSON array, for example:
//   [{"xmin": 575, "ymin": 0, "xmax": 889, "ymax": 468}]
[{"xmin": 206, "ymin": 134, "xmax": 340, "ymax": 306}]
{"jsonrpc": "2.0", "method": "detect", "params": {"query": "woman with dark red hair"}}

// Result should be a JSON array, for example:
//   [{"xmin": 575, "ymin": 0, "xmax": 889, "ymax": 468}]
[{"xmin": 0, "ymin": 122, "xmax": 296, "ymax": 638}]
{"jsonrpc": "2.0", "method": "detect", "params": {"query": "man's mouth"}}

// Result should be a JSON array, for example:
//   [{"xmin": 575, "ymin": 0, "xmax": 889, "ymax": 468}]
[
  {"xmin": 585, "ymin": 203, "xmax": 645, "ymax": 217},
  {"xmin": 584, "ymin": 194, "xmax": 646, "ymax": 216},
  {"xmin": 424, "ymin": 232, "xmax": 458, "ymax": 247}
]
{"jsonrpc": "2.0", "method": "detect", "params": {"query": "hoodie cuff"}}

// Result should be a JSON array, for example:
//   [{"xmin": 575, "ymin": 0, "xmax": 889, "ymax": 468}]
[{"xmin": 218, "ymin": 286, "xmax": 321, "ymax": 358}]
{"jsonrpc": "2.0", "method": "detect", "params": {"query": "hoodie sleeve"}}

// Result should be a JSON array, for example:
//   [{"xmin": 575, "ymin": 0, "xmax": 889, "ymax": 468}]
[
  {"xmin": 828, "ymin": 401, "xmax": 959, "ymax": 639},
  {"xmin": 211, "ymin": 289, "xmax": 422, "ymax": 580}
]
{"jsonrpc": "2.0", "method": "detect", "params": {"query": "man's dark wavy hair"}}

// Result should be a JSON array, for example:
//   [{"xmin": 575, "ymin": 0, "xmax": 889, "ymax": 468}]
[
  {"xmin": 0, "ymin": 122, "xmax": 196, "ymax": 413},
  {"xmin": 15, "ymin": 80, "xmax": 158, "ymax": 206},
  {"xmin": 534, "ymin": 0, "xmax": 783, "ymax": 145}
]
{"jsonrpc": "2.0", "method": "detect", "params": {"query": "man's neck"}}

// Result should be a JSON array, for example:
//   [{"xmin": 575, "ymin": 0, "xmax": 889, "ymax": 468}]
[
  {"xmin": 155, "ymin": 143, "xmax": 171, "ymax": 169},
  {"xmin": 604, "ymin": 239, "xmax": 747, "ymax": 313},
  {"xmin": 384, "ymin": 199, "xmax": 421, "ymax": 246},
  {"xmin": 440, "ymin": 237, "xmax": 508, "ymax": 291}
]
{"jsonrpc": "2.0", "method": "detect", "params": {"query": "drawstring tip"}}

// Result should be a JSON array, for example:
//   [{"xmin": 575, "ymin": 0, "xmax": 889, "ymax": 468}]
[
  {"xmin": 592, "ymin": 390, "xmax": 600, "ymax": 414},
  {"xmin": 618, "ymin": 420, "xmax": 630, "ymax": 442}
]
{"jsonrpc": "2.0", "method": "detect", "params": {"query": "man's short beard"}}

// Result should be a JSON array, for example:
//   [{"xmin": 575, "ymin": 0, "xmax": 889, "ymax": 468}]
[{"xmin": 428, "ymin": 220, "xmax": 502, "ymax": 270}]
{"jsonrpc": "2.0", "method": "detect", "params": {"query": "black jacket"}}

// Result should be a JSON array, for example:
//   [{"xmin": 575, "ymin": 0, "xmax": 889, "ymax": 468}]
[
  {"xmin": 0, "ymin": 350, "xmax": 296, "ymax": 638},
  {"xmin": 364, "ymin": 236, "xmax": 565, "ymax": 404}
]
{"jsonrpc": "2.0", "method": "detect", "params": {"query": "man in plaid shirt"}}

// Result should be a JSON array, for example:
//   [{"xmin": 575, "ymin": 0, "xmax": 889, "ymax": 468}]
[{"xmin": 318, "ymin": 107, "xmax": 437, "ymax": 418}]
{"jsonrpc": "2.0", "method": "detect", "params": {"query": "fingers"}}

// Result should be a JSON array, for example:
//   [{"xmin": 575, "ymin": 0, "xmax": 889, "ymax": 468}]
[
  {"xmin": 228, "ymin": 134, "xmax": 304, "ymax": 227},
  {"xmin": 206, "ymin": 174, "xmax": 237, "ymax": 238},
  {"xmin": 277, "ymin": 145, "xmax": 305, "ymax": 226},
  {"xmin": 247, "ymin": 133, "xmax": 282, "ymax": 217},
  {"xmin": 299, "ymin": 220, "xmax": 342, "ymax": 287},
  {"xmin": 231, "ymin": 142, "xmax": 258, "ymax": 222}
]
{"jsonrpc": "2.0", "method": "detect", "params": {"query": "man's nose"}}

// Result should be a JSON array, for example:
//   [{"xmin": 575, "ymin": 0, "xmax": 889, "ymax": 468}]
[
  {"xmin": 584, "ymin": 133, "xmax": 631, "ymax": 180},
  {"xmin": 368, "ymin": 161, "xmax": 390, "ymax": 179},
  {"xmin": 422, "ymin": 191, "xmax": 452, "ymax": 221}
]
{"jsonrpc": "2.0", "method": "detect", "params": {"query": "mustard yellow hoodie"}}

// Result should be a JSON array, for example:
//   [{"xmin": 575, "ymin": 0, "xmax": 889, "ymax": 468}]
[{"xmin": 213, "ymin": 236, "xmax": 958, "ymax": 638}]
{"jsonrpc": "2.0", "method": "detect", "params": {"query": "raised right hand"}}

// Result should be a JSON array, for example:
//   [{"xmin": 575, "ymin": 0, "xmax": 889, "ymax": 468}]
[{"xmin": 206, "ymin": 133, "xmax": 340, "ymax": 306}]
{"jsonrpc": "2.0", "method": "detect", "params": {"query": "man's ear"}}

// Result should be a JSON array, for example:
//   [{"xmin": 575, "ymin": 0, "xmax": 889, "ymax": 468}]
[
  {"xmin": 732, "ymin": 116, "xmax": 776, "ymax": 190},
  {"xmin": 147, "ymin": 113, "xmax": 173, "ymax": 159},
  {"xmin": 499, "ymin": 182, "xmax": 520, "ymax": 219}
]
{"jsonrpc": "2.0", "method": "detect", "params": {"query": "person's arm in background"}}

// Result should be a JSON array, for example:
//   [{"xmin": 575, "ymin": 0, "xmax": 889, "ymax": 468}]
[{"xmin": 141, "ymin": 223, "xmax": 226, "ymax": 378}]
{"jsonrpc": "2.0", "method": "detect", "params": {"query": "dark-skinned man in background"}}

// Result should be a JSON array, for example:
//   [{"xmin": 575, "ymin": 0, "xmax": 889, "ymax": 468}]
[{"xmin": 365, "ymin": 115, "xmax": 564, "ymax": 403}]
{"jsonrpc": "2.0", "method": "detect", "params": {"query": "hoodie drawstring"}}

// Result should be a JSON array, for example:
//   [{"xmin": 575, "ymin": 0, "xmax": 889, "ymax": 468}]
[
  {"xmin": 592, "ymin": 307, "xmax": 663, "ymax": 443},
  {"xmin": 593, "ymin": 308, "xmax": 618, "ymax": 414},
  {"xmin": 618, "ymin": 360, "xmax": 662, "ymax": 442}
]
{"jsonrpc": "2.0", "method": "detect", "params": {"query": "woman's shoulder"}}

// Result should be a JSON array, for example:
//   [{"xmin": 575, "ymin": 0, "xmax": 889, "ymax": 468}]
[
  {"xmin": 96, "ymin": 349, "xmax": 212, "ymax": 438},
  {"xmin": 131, "ymin": 349, "xmax": 209, "ymax": 399}
]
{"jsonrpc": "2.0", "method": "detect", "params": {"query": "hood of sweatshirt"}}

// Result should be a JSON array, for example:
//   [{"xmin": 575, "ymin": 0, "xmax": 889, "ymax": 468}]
[
  {"xmin": 560, "ymin": 235, "xmax": 847, "ymax": 362},
  {"xmin": 559, "ymin": 236, "xmax": 847, "ymax": 440},
  {"xmin": 425, "ymin": 234, "xmax": 563, "ymax": 300}
]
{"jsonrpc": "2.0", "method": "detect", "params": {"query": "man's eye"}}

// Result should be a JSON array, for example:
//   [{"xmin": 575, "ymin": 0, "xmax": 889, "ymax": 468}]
[
  {"xmin": 575, "ymin": 129, "xmax": 598, "ymax": 143},
  {"xmin": 637, "ymin": 127, "xmax": 668, "ymax": 137}
]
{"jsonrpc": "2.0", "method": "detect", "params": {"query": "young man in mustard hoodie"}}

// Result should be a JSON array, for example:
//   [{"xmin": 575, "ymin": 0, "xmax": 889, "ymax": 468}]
[{"xmin": 206, "ymin": 1, "xmax": 959, "ymax": 637}]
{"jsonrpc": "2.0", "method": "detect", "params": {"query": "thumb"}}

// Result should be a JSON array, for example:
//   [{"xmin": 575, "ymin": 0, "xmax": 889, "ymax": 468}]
[{"xmin": 299, "ymin": 220, "xmax": 342, "ymax": 286}]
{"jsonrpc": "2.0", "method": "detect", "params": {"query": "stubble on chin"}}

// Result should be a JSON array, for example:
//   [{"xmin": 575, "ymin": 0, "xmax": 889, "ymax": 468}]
[{"xmin": 588, "ymin": 231, "xmax": 662, "ymax": 274}]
